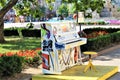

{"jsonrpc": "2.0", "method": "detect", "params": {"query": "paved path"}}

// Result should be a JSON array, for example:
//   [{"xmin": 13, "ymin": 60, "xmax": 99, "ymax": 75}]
[
  {"xmin": 93, "ymin": 48, "xmax": 120, "ymax": 71},
  {"xmin": 92, "ymin": 45, "xmax": 120, "ymax": 80}
]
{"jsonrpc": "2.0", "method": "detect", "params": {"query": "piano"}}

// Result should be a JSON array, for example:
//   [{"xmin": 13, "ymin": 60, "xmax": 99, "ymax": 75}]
[{"xmin": 41, "ymin": 21, "xmax": 87, "ymax": 74}]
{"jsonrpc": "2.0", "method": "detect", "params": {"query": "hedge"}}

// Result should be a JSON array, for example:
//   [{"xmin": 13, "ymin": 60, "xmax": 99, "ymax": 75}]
[
  {"xmin": 83, "ymin": 27, "xmax": 120, "ymax": 34},
  {"xmin": 81, "ymin": 31, "xmax": 120, "ymax": 52},
  {"xmin": 4, "ymin": 28, "xmax": 41, "ymax": 37}
]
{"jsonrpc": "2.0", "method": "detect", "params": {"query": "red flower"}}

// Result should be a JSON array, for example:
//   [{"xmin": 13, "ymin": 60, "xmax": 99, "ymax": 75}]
[
  {"xmin": 36, "ymin": 48, "xmax": 41, "ymax": 51},
  {"xmin": 16, "ymin": 50, "xmax": 38, "ymax": 60},
  {"xmin": 0, "ymin": 54, "xmax": 3, "ymax": 57},
  {"xmin": 6, "ymin": 52, "xmax": 14, "ymax": 56}
]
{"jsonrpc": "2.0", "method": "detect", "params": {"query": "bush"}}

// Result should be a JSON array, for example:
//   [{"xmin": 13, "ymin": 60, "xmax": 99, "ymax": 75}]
[
  {"xmin": 0, "ymin": 55, "xmax": 24, "ymax": 77},
  {"xmin": 16, "ymin": 49, "xmax": 42, "ymax": 68},
  {"xmin": 83, "ymin": 28, "xmax": 120, "ymax": 34},
  {"xmin": 4, "ymin": 28, "xmax": 41, "ymax": 37},
  {"xmin": 25, "ymin": 56, "xmax": 41, "ymax": 67},
  {"xmin": 4, "ymin": 29, "xmax": 19, "ymax": 36},
  {"xmin": 110, "ymin": 31, "xmax": 120, "ymax": 43},
  {"xmin": 22, "ymin": 29, "xmax": 40, "ymax": 37},
  {"xmin": 81, "ymin": 31, "xmax": 120, "ymax": 52},
  {"xmin": 26, "ymin": 23, "xmax": 34, "ymax": 29}
]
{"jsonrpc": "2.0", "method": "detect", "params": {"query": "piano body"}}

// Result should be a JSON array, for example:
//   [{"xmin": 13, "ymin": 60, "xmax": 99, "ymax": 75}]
[{"xmin": 41, "ymin": 21, "xmax": 87, "ymax": 74}]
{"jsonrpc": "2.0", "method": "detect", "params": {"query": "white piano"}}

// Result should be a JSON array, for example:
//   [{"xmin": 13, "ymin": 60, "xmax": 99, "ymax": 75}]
[{"xmin": 41, "ymin": 21, "xmax": 87, "ymax": 74}]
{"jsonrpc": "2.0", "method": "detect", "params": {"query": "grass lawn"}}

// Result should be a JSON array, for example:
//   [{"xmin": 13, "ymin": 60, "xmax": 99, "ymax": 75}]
[{"xmin": 0, "ymin": 36, "xmax": 41, "ymax": 53}]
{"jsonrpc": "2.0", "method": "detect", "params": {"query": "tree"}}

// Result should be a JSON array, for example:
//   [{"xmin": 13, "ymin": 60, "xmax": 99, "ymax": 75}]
[
  {"xmin": 68, "ymin": 3, "xmax": 76, "ymax": 15},
  {"xmin": 14, "ymin": 0, "xmax": 46, "ymax": 21},
  {"xmin": 0, "ymin": 0, "xmax": 18, "ymax": 43},
  {"xmin": 45, "ymin": 0, "xmax": 60, "ymax": 19},
  {"xmin": 57, "ymin": 3, "xmax": 69, "ymax": 17},
  {"xmin": 62, "ymin": 0, "xmax": 105, "ymax": 17},
  {"xmin": 45, "ymin": 0, "xmax": 55, "ymax": 11},
  {"xmin": 0, "ymin": 0, "xmax": 45, "ymax": 43}
]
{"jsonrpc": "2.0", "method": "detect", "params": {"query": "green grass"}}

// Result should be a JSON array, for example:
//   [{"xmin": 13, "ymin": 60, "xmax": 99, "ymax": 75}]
[{"xmin": 0, "ymin": 36, "xmax": 41, "ymax": 53}]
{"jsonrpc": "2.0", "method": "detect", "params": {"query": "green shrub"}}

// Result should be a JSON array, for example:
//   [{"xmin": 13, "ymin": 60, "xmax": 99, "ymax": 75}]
[
  {"xmin": 110, "ymin": 31, "xmax": 120, "ymax": 43},
  {"xmin": 4, "ymin": 28, "xmax": 41, "ymax": 37},
  {"xmin": 22, "ymin": 29, "xmax": 40, "ymax": 37},
  {"xmin": 81, "ymin": 31, "xmax": 120, "ymax": 52},
  {"xmin": 83, "ymin": 28, "xmax": 120, "ymax": 34},
  {"xmin": 0, "ymin": 55, "xmax": 24, "ymax": 77},
  {"xmin": 26, "ymin": 22, "xmax": 34, "ymax": 29},
  {"xmin": 81, "ymin": 35, "xmax": 111, "ymax": 51},
  {"xmin": 25, "ymin": 56, "xmax": 41, "ymax": 67}
]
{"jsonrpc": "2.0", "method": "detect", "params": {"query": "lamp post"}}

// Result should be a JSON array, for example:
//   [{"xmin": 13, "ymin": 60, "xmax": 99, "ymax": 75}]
[{"xmin": 76, "ymin": 0, "xmax": 82, "ymax": 32}]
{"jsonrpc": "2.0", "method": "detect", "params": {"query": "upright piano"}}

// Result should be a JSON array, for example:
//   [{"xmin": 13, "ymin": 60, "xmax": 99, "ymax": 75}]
[{"xmin": 41, "ymin": 21, "xmax": 87, "ymax": 74}]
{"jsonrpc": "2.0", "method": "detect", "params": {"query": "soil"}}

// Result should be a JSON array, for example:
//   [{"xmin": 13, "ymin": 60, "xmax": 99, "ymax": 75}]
[{"xmin": 0, "ymin": 73, "xmax": 32, "ymax": 80}]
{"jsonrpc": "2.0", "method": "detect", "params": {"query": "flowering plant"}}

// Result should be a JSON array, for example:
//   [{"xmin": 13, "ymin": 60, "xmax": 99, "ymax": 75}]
[
  {"xmin": 86, "ymin": 30, "xmax": 108, "ymax": 38},
  {"xmin": 0, "ymin": 48, "xmax": 42, "ymax": 67}
]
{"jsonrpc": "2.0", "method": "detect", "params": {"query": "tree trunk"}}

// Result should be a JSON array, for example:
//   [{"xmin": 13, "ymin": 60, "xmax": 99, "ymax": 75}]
[
  {"xmin": 0, "ymin": 0, "xmax": 18, "ymax": 43},
  {"xmin": 0, "ymin": 17, "xmax": 5, "ymax": 43}
]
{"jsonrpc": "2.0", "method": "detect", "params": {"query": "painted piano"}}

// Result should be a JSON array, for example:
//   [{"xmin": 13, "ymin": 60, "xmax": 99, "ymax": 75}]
[{"xmin": 41, "ymin": 21, "xmax": 87, "ymax": 74}]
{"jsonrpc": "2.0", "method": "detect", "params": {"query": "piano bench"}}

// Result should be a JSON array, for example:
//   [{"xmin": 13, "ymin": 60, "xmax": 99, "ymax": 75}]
[{"xmin": 83, "ymin": 51, "xmax": 98, "ymax": 73}]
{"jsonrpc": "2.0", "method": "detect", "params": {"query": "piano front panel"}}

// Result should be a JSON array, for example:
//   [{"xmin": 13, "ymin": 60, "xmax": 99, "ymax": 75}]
[{"xmin": 58, "ymin": 47, "xmax": 80, "ymax": 71}]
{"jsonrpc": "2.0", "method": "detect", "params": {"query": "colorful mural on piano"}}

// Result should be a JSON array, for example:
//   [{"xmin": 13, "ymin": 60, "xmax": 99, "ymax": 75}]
[{"xmin": 41, "ymin": 22, "xmax": 87, "ymax": 74}]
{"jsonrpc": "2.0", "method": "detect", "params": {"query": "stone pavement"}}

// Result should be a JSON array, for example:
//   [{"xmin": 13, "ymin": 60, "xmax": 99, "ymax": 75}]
[
  {"xmin": 93, "ymin": 47, "xmax": 120, "ymax": 71},
  {"xmin": 91, "ymin": 45, "xmax": 120, "ymax": 80}
]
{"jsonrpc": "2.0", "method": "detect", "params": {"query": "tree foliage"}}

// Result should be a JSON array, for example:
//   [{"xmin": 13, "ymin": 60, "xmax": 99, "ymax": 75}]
[
  {"xmin": 0, "ymin": 0, "xmax": 7, "ymax": 7},
  {"xmin": 68, "ymin": 3, "xmax": 76, "ymax": 14},
  {"xmin": 45, "ymin": 0, "xmax": 55, "ymax": 10},
  {"xmin": 62, "ymin": 0, "xmax": 105, "ymax": 17},
  {"xmin": 57, "ymin": 3, "xmax": 69, "ymax": 17},
  {"xmin": 0, "ymin": 0, "xmax": 46, "ymax": 19},
  {"xmin": 14, "ymin": 0, "xmax": 46, "ymax": 19}
]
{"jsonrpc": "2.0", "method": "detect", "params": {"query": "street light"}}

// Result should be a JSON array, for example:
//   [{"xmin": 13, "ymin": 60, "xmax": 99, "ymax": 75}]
[{"xmin": 76, "ymin": 0, "xmax": 84, "ymax": 32}]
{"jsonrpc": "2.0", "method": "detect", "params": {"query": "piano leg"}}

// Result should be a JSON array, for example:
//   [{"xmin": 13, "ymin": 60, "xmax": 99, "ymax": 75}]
[{"xmin": 77, "ymin": 46, "xmax": 83, "ymax": 65}]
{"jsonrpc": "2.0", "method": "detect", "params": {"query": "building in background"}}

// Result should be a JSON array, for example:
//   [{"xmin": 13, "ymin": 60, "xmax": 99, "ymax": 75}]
[
  {"xmin": 112, "ymin": 0, "xmax": 120, "ymax": 7},
  {"xmin": 103, "ymin": 0, "xmax": 120, "ymax": 18},
  {"xmin": 4, "ymin": 9, "xmax": 16, "ymax": 23}
]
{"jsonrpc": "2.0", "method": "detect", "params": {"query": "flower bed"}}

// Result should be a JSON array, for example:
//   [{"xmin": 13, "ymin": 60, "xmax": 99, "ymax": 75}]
[
  {"xmin": 81, "ymin": 28, "xmax": 120, "ymax": 52},
  {"xmin": 86, "ymin": 30, "xmax": 108, "ymax": 38},
  {"xmin": 0, "ymin": 48, "xmax": 41, "ymax": 77},
  {"xmin": 0, "ymin": 48, "xmax": 41, "ymax": 60}
]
